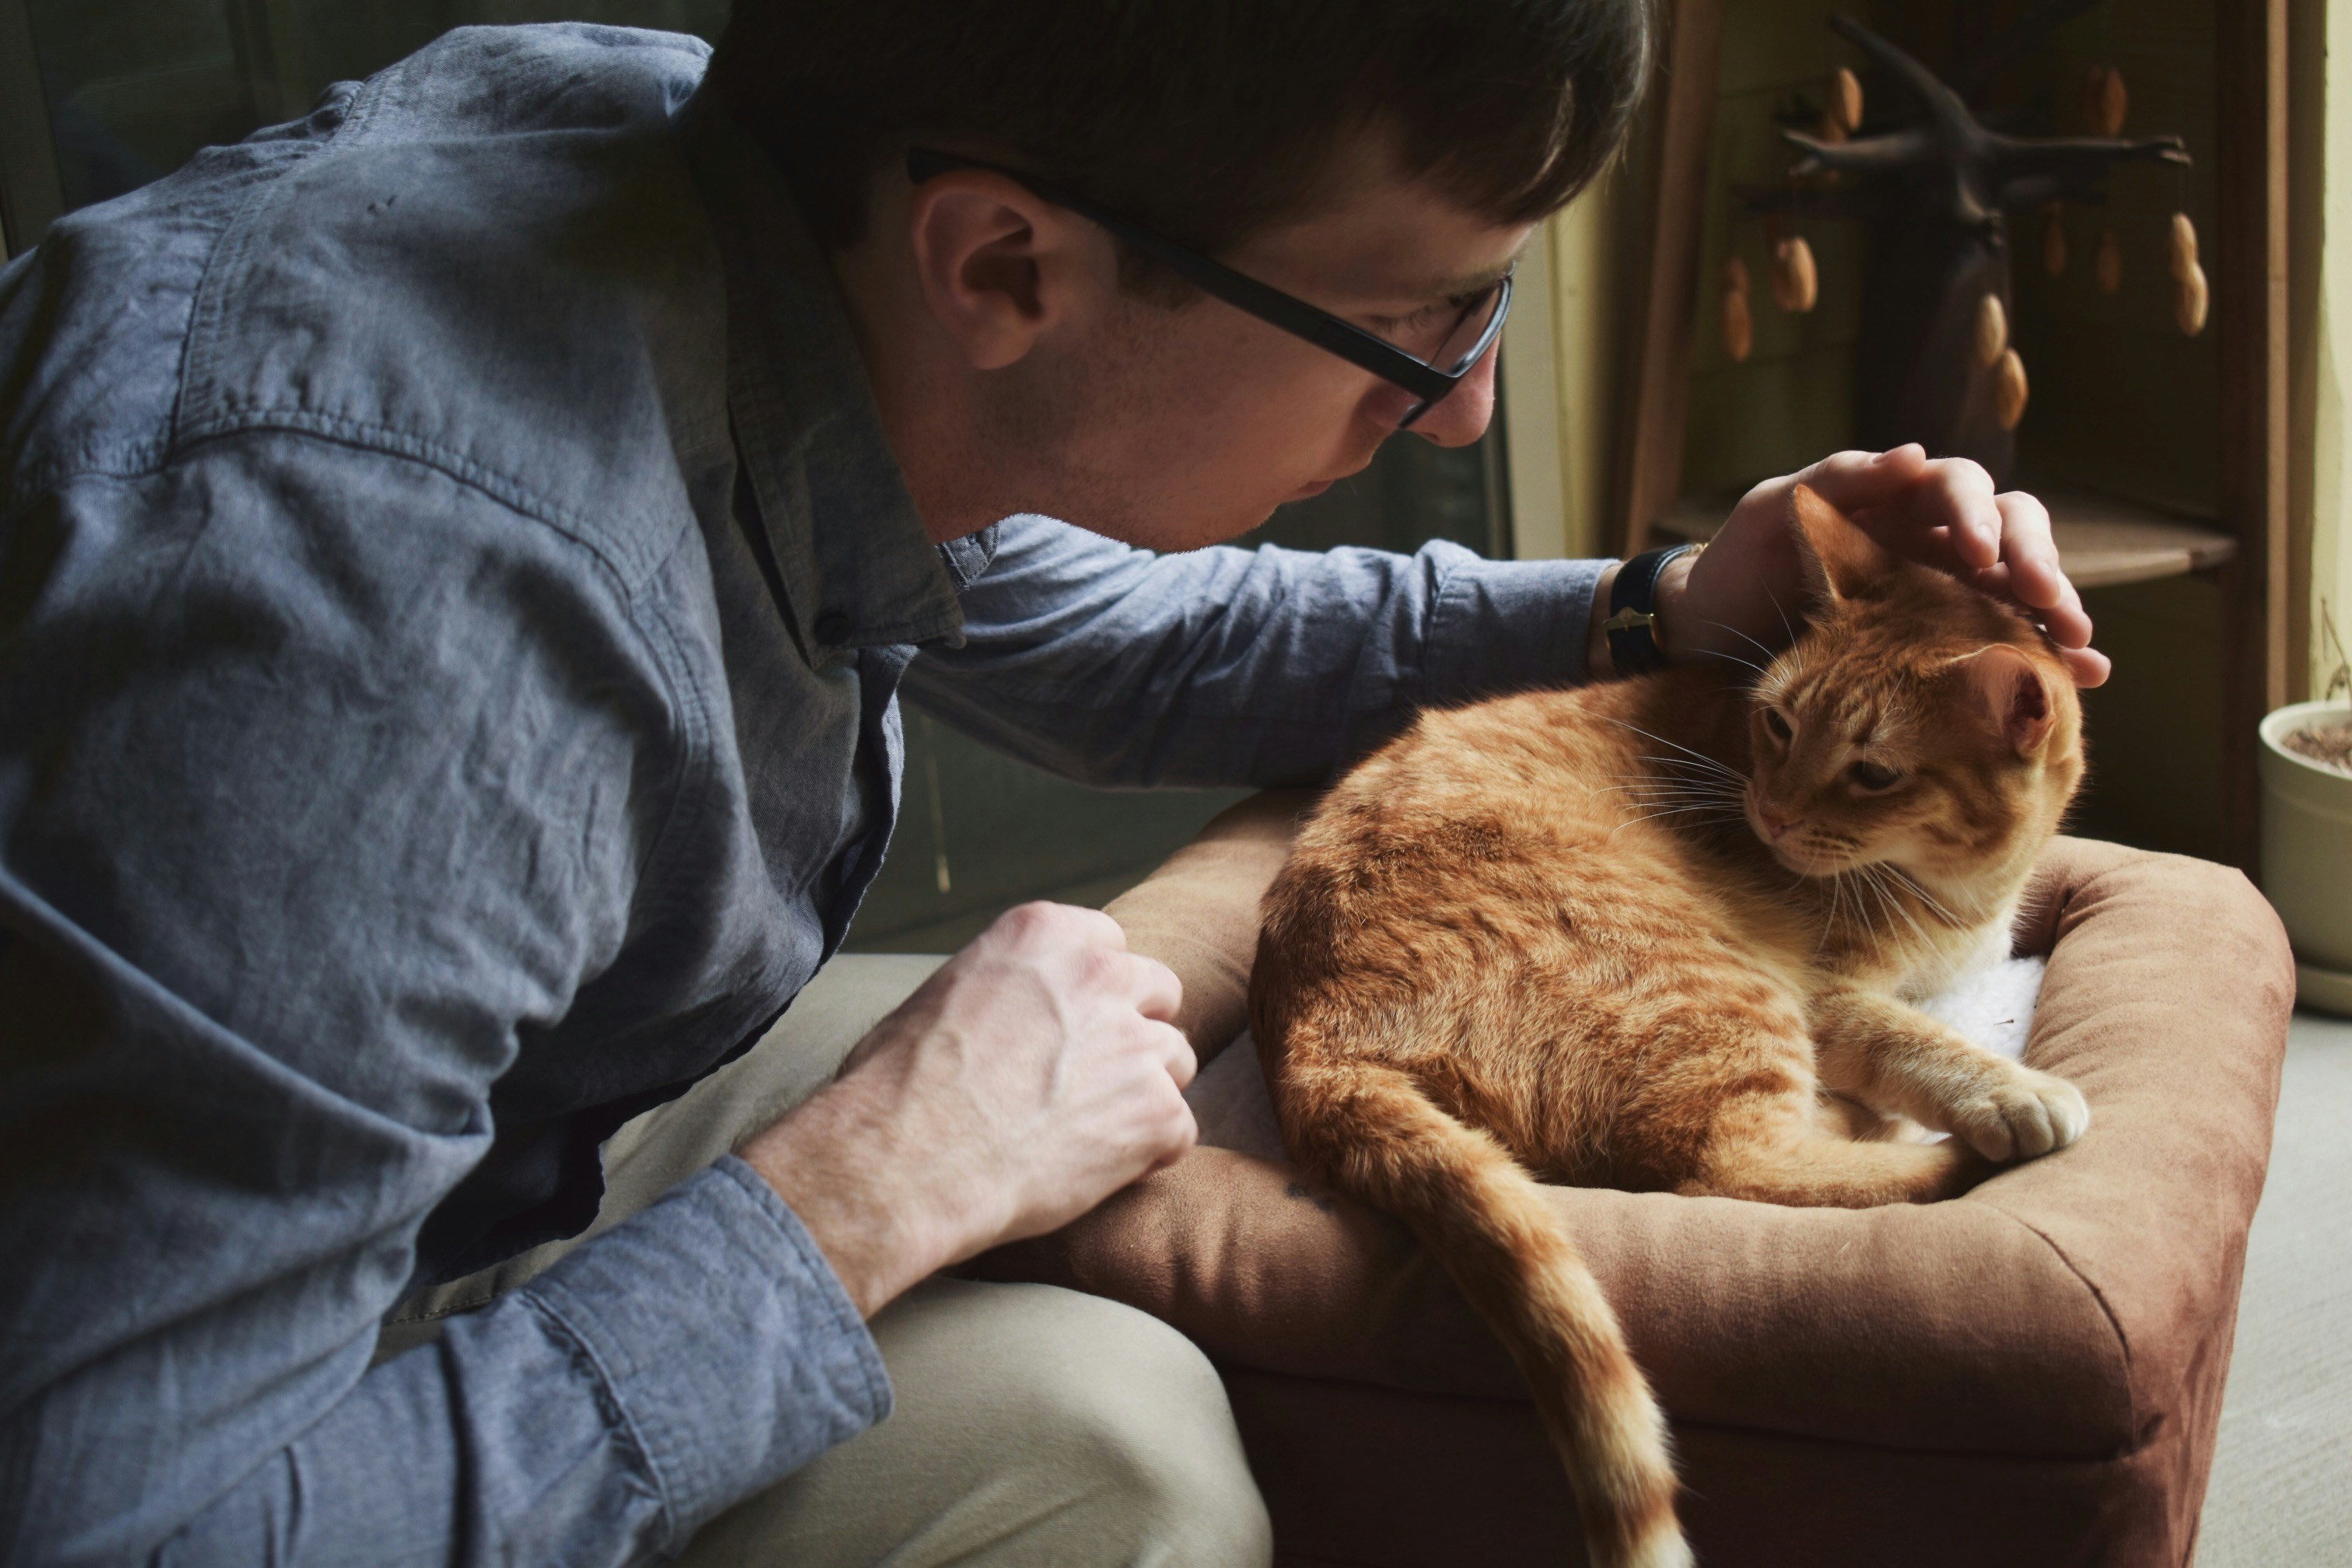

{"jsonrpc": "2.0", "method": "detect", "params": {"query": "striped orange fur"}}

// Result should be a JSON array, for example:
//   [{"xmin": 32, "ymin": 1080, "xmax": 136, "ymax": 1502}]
[{"xmin": 1249, "ymin": 486, "xmax": 2088, "ymax": 1567}]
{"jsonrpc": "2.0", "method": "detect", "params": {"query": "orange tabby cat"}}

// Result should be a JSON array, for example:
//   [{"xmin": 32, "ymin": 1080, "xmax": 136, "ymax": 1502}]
[{"xmin": 1249, "ymin": 485, "xmax": 2089, "ymax": 1568}]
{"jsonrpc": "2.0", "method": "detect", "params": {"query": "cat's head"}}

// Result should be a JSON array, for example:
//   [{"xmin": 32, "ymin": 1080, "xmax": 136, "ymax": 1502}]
[{"xmin": 1741, "ymin": 485, "xmax": 2086, "ymax": 883}]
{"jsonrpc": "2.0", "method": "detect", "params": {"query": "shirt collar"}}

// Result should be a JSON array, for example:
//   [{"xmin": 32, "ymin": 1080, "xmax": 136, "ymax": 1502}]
[{"xmin": 677, "ymin": 84, "xmax": 971, "ymax": 655}]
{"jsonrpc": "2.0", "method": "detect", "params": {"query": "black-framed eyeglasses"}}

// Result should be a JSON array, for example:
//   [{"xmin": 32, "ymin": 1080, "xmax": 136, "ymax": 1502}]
[{"xmin": 906, "ymin": 148, "xmax": 1512, "ymax": 430}]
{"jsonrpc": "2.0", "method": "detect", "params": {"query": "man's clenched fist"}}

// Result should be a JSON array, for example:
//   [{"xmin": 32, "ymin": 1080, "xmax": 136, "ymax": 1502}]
[{"xmin": 739, "ymin": 902, "xmax": 1197, "ymax": 1318}]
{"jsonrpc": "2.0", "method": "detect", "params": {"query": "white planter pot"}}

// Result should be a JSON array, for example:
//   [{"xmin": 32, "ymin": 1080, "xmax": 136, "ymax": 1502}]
[{"xmin": 2259, "ymin": 699, "xmax": 2352, "ymax": 1016}]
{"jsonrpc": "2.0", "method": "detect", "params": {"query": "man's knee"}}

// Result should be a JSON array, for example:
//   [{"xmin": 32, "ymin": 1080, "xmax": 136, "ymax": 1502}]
[
  {"xmin": 682, "ymin": 1278, "xmax": 1269, "ymax": 1568},
  {"xmin": 986, "ymin": 1284, "xmax": 1272, "ymax": 1564}
]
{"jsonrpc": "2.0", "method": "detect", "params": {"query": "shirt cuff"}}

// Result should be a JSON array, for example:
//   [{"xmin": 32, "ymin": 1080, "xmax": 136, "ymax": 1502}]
[
  {"xmin": 1422, "ymin": 554, "xmax": 1613, "ymax": 704},
  {"xmin": 522, "ymin": 1155, "xmax": 891, "ymax": 1546}
]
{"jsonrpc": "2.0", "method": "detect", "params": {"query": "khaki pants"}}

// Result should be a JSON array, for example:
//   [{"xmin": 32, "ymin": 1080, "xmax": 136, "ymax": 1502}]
[{"xmin": 380, "ymin": 956, "xmax": 1272, "ymax": 1568}]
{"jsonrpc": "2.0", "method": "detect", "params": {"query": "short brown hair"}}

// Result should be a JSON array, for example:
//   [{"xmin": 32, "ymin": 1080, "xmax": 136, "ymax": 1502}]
[{"xmin": 711, "ymin": 0, "xmax": 1653, "ymax": 272}]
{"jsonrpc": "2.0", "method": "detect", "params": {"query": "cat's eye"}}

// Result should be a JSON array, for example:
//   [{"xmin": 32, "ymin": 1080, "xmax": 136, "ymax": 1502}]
[
  {"xmin": 1847, "ymin": 759, "xmax": 1902, "ymax": 792},
  {"xmin": 1762, "ymin": 709, "xmax": 1794, "ymax": 744}
]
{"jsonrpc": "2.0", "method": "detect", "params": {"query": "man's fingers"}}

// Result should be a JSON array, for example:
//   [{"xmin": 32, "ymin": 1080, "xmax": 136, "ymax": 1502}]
[
  {"xmin": 1848, "ymin": 456, "xmax": 2001, "ymax": 568},
  {"xmin": 1978, "ymin": 493, "xmax": 2095, "ymax": 653},
  {"xmin": 1146, "ymin": 1101, "xmax": 1201, "ymax": 1174},
  {"xmin": 1734, "ymin": 450, "xmax": 2111, "ymax": 691},
  {"xmin": 1991, "ymin": 491, "xmax": 2067, "ymax": 611},
  {"xmin": 1126, "ymin": 954, "xmax": 1184, "ymax": 1024},
  {"xmin": 1153, "ymin": 1020, "xmax": 1199, "ymax": 1090},
  {"xmin": 1789, "ymin": 444, "xmax": 1930, "ymax": 516},
  {"xmin": 988, "ymin": 899, "xmax": 1128, "ymax": 953},
  {"xmin": 2060, "ymin": 644, "xmax": 2113, "ymax": 688}
]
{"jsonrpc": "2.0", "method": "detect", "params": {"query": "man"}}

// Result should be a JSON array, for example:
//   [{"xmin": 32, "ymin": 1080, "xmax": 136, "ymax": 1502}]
[{"xmin": 0, "ymin": 3, "xmax": 2107, "ymax": 1564}]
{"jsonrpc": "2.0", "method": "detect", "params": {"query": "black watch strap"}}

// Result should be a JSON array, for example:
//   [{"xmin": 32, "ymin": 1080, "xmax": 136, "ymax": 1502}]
[{"xmin": 1603, "ymin": 543, "xmax": 1701, "ymax": 677}]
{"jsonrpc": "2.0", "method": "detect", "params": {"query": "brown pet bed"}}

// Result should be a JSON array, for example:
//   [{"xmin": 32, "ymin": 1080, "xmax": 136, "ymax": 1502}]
[{"xmin": 969, "ymin": 794, "xmax": 2294, "ymax": 1567}]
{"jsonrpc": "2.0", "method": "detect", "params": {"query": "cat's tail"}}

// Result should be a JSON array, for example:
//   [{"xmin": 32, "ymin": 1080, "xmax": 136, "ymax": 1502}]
[{"xmin": 1277, "ymin": 1052, "xmax": 1693, "ymax": 1568}]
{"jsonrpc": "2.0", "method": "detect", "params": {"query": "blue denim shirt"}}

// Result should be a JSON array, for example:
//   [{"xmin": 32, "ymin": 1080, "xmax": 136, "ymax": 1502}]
[{"xmin": 0, "ymin": 24, "xmax": 1608, "ymax": 1566}]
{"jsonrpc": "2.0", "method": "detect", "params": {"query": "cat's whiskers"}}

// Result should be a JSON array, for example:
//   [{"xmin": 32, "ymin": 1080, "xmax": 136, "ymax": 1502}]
[
  {"xmin": 1598, "ymin": 777, "xmax": 1748, "ymax": 824},
  {"xmin": 1599, "ymin": 789, "xmax": 1749, "ymax": 817},
  {"xmin": 1605, "ymin": 800, "xmax": 1748, "ymax": 838},
  {"xmin": 1602, "ymin": 719, "xmax": 1751, "ymax": 786},
  {"xmin": 1813, "ymin": 870, "xmax": 1846, "ymax": 957},
  {"xmin": 1857, "ymin": 864, "xmax": 1923, "ymax": 949},
  {"xmin": 1618, "ymin": 817, "xmax": 1749, "ymax": 842},
  {"xmin": 1885, "ymin": 864, "xmax": 1968, "ymax": 927},
  {"xmin": 1611, "ymin": 808, "xmax": 1746, "ymax": 831},
  {"xmin": 1693, "ymin": 647, "xmax": 1768, "ymax": 679},
  {"xmin": 1597, "ymin": 783, "xmax": 1745, "ymax": 806},
  {"xmin": 1595, "ymin": 774, "xmax": 1742, "ymax": 794},
  {"xmin": 1870, "ymin": 863, "xmax": 1944, "ymax": 953},
  {"xmin": 1844, "ymin": 868, "xmax": 1881, "ymax": 938},
  {"xmin": 1606, "ymin": 799, "xmax": 1745, "ymax": 818},
  {"xmin": 1701, "ymin": 618, "xmax": 1786, "ymax": 667}
]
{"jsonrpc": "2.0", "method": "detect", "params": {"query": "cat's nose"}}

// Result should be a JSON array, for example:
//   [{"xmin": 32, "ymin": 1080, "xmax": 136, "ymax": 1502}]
[{"xmin": 1758, "ymin": 804, "xmax": 1799, "ymax": 839}]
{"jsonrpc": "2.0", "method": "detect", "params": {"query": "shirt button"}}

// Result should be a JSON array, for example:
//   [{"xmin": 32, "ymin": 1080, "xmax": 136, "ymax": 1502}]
[{"xmin": 814, "ymin": 610, "xmax": 851, "ymax": 645}]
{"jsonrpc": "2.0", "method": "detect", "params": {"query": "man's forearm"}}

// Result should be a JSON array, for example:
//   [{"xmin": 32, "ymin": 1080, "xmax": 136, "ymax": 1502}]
[
  {"xmin": 740, "ymin": 1073, "xmax": 984, "ymax": 1320},
  {"xmin": 913, "ymin": 515, "xmax": 1617, "ymax": 790}
]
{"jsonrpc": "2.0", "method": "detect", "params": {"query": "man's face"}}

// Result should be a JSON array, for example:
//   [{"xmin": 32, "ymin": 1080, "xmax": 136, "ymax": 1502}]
[{"xmin": 982, "ymin": 159, "xmax": 1534, "ymax": 553}]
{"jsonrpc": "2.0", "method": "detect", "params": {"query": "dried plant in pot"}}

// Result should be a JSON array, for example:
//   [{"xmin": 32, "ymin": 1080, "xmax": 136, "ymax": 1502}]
[{"xmin": 2260, "ymin": 614, "xmax": 2352, "ymax": 1015}]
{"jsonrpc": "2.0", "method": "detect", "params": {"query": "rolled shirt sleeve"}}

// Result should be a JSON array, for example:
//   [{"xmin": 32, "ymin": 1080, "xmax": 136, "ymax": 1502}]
[
  {"xmin": 151, "ymin": 1160, "xmax": 887, "ymax": 1566},
  {"xmin": 905, "ymin": 513, "xmax": 1612, "ymax": 789}
]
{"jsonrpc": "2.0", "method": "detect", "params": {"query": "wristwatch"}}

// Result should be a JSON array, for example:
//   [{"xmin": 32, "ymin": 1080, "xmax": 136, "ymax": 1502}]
[{"xmin": 1601, "ymin": 543, "xmax": 1703, "ymax": 677}]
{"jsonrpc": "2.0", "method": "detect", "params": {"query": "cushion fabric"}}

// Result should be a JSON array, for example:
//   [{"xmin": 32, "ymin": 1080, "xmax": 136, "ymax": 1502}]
[{"xmin": 967, "ymin": 794, "xmax": 2295, "ymax": 1566}]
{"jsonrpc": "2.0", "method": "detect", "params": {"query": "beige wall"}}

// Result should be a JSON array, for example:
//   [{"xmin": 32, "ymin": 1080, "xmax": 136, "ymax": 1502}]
[
  {"xmin": 1502, "ymin": 166, "xmax": 1629, "ymax": 563},
  {"xmin": 2301, "ymin": 0, "xmax": 2352, "ymax": 698}
]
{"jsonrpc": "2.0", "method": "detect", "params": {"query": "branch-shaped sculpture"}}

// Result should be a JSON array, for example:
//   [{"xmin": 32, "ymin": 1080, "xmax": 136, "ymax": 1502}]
[
  {"xmin": 1749, "ymin": 13, "xmax": 2192, "ymax": 239},
  {"xmin": 1723, "ymin": 11, "xmax": 2198, "ymax": 486},
  {"xmin": 1985, "ymin": 131, "xmax": 2188, "ymax": 208}
]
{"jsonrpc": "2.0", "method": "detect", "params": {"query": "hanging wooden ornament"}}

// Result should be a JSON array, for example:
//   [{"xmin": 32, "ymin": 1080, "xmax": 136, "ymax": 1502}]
[
  {"xmin": 2168, "ymin": 212, "xmax": 2207, "ymax": 335},
  {"xmin": 2167, "ymin": 212, "xmax": 2200, "ymax": 281},
  {"xmin": 2095, "ymin": 228, "xmax": 2124, "ymax": 295},
  {"xmin": 1720, "ymin": 256, "xmax": 1754, "ymax": 362},
  {"xmin": 2042, "ymin": 202, "xmax": 2068, "ymax": 277},
  {"xmin": 1770, "ymin": 234, "xmax": 1818, "ymax": 313},
  {"xmin": 1829, "ymin": 67, "xmax": 1864, "ymax": 138},
  {"xmin": 2081, "ymin": 64, "xmax": 2129, "ymax": 136},
  {"xmin": 1973, "ymin": 293, "xmax": 2009, "ymax": 368},
  {"xmin": 2176, "ymin": 260, "xmax": 2210, "ymax": 336},
  {"xmin": 1993, "ymin": 348, "xmax": 2030, "ymax": 431}
]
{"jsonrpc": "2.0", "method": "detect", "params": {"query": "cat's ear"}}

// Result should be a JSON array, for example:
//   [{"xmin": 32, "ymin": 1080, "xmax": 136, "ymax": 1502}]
[
  {"xmin": 1788, "ymin": 483, "xmax": 1895, "ymax": 605},
  {"xmin": 1958, "ymin": 643, "xmax": 2056, "ymax": 756}
]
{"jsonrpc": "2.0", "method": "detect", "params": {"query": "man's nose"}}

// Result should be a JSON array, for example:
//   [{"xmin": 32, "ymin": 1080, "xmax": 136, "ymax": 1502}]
[{"xmin": 1406, "ymin": 346, "xmax": 1500, "ymax": 449}]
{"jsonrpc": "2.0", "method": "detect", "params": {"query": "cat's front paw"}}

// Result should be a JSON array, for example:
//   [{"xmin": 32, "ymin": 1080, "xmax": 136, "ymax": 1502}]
[{"xmin": 1946, "ymin": 1067, "xmax": 2090, "ymax": 1163}]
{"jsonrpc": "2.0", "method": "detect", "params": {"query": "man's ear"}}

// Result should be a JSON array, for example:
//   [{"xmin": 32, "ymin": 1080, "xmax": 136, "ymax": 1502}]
[
  {"xmin": 905, "ymin": 173, "xmax": 1087, "ymax": 371},
  {"xmin": 1788, "ymin": 482, "xmax": 1895, "ymax": 606},
  {"xmin": 1956, "ymin": 642, "xmax": 2056, "ymax": 756}
]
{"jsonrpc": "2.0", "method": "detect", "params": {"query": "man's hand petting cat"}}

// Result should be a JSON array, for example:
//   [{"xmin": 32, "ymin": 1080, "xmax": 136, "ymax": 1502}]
[
  {"xmin": 1655, "ymin": 444, "xmax": 2112, "ymax": 689},
  {"xmin": 738, "ymin": 902, "xmax": 1198, "ymax": 1318}
]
